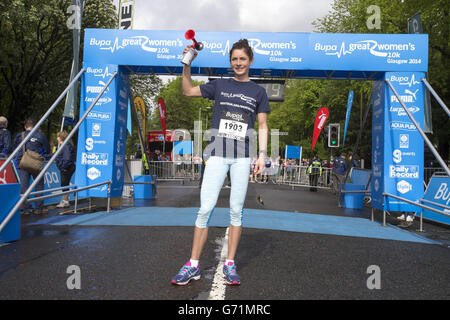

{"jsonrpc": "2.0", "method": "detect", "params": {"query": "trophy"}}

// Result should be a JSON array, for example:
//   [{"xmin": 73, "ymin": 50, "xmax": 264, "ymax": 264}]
[{"xmin": 181, "ymin": 29, "xmax": 204, "ymax": 65}]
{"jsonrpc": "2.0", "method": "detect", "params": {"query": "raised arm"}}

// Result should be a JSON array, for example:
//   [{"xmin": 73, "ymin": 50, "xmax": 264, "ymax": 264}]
[
  {"xmin": 182, "ymin": 47, "xmax": 202, "ymax": 97},
  {"xmin": 254, "ymin": 112, "xmax": 268, "ymax": 175}
]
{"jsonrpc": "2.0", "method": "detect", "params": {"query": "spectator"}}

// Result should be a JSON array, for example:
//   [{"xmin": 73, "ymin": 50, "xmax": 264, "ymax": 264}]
[
  {"xmin": 307, "ymin": 153, "xmax": 322, "ymax": 192},
  {"xmin": 135, "ymin": 144, "xmax": 142, "ymax": 159},
  {"xmin": 12, "ymin": 119, "xmax": 50, "ymax": 215},
  {"xmin": 55, "ymin": 131, "xmax": 76, "ymax": 208},
  {"xmin": 348, "ymin": 152, "xmax": 359, "ymax": 168},
  {"xmin": 331, "ymin": 152, "xmax": 347, "ymax": 195},
  {"xmin": 0, "ymin": 116, "xmax": 12, "ymax": 157}
]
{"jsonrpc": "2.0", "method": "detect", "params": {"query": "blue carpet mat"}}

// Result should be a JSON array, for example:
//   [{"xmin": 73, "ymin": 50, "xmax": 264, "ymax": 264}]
[{"xmin": 30, "ymin": 207, "xmax": 437, "ymax": 245}]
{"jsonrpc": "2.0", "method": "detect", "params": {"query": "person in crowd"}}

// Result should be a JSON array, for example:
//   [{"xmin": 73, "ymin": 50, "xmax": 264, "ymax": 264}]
[
  {"xmin": 348, "ymin": 152, "xmax": 359, "ymax": 169},
  {"xmin": 12, "ymin": 119, "xmax": 50, "ymax": 215},
  {"xmin": 331, "ymin": 152, "xmax": 347, "ymax": 195},
  {"xmin": 172, "ymin": 39, "xmax": 270, "ymax": 286},
  {"xmin": 135, "ymin": 144, "xmax": 142, "ymax": 159},
  {"xmin": 307, "ymin": 153, "xmax": 322, "ymax": 192},
  {"xmin": 0, "ymin": 116, "xmax": 12, "ymax": 157},
  {"xmin": 55, "ymin": 131, "xmax": 76, "ymax": 208}
]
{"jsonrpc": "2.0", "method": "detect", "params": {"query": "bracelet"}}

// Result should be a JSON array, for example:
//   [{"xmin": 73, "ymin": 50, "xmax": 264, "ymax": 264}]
[{"xmin": 259, "ymin": 150, "xmax": 267, "ymax": 157}]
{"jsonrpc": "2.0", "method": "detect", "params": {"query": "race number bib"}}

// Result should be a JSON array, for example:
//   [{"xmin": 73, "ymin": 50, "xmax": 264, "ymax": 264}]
[{"xmin": 217, "ymin": 111, "xmax": 249, "ymax": 141}]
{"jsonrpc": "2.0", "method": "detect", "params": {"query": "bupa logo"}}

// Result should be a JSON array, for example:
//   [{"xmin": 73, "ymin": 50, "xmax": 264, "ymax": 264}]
[
  {"xmin": 314, "ymin": 40, "xmax": 415, "ymax": 59},
  {"xmin": 390, "ymin": 74, "xmax": 420, "ymax": 88},
  {"xmin": 226, "ymin": 111, "xmax": 244, "ymax": 122},
  {"xmin": 397, "ymin": 180, "xmax": 412, "ymax": 194},
  {"xmin": 89, "ymin": 36, "xmax": 181, "ymax": 53}
]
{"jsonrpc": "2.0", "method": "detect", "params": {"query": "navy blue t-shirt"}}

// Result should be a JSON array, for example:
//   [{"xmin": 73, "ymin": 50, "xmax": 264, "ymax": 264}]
[{"xmin": 200, "ymin": 78, "xmax": 270, "ymax": 158}]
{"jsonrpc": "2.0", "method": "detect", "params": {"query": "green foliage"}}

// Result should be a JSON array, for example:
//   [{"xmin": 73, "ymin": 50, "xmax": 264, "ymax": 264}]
[
  {"xmin": 0, "ymin": 0, "xmax": 117, "ymax": 138},
  {"xmin": 149, "ymin": 77, "xmax": 213, "ymax": 133}
]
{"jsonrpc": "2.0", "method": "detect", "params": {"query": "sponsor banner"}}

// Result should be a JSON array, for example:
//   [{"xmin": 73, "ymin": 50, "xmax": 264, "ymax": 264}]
[
  {"xmin": 342, "ymin": 90, "xmax": 353, "ymax": 147},
  {"xmin": 83, "ymin": 29, "xmax": 428, "ymax": 74},
  {"xmin": 285, "ymin": 145, "xmax": 302, "ymax": 160},
  {"xmin": 312, "ymin": 107, "xmax": 329, "ymax": 150},
  {"xmin": 157, "ymin": 97, "xmax": 166, "ymax": 140},
  {"xmin": 421, "ymin": 176, "xmax": 450, "ymax": 225},
  {"xmin": 371, "ymin": 72, "xmax": 425, "ymax": 211},
  {"xmin": 372, "ymin": 72, "xmax": 425, "ymax": 211},
  {"xmin": 75, "ymin": 64, "xmax": 128, "ymax": 198}
]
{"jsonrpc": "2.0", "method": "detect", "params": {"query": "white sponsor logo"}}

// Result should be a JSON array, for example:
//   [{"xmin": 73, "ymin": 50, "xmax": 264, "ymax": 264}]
[
  {"xmin": 87, "ymin": 111, "xmax": 112, "ymax": 121},
  {"xmin": 314, "ymin": 40, "xmax": 415, "ymax": 59},
  {"xmin": 81, "ymin": 152, "xmax": 108, "ymax": 166},
  {"xmin": 400, "ymin": 134, "xmax": 409, "ymax": 148},
  {"xmin": 85, "ymin": 138, "xmax": 94, "ymax": 151},
  {"xmin": 390, "ymin": 74, "xmax": 420, "ymax": 88},
  {"xmin": 87, "ymin": 167, "xmax": 101, "ymax": 181},
  {"xmin": 90, "ymin": 36, "xmax": 182, "ymax": 53},
  {"xmin": 390, "ymin": 95, "xmax": 415, "ymax": 103},
  {"xmin": 87, "ymin": 66, "xmax": 114, "ymax": 79},
  {"xmin": 397, "ymin": 180, "xmax": 412, "ymax": 194},
  {"xmin": 389, "ymin": 165, "xmax": 420, "ymax": 179},
  {"xmin": 434, "ymin": 183, "xmax": 450, "ymax": 206},
  {"xmin": 393, "ymin": 149, "xmax": 402, "ymax": 163},
  {"xmin": 92, "ymin": 123, "xmax": 101, "ymax": 137},
  {"xmin": 389, "ymin": 106, "xmax": 420, "ymax": 116},
  {"xmin": 390, "ymin": 121, "xmax": 416, "ymax": 131},
  {"xmin": 85, "ymin": 97, "xmax": 112, "ymax": 106}
]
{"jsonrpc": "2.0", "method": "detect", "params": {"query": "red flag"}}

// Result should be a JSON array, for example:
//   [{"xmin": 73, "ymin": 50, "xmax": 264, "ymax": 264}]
[
  {"xmin": 312, "ymin": 107, "xmax": 329, "ymax": 150},
  {"xmin": 157, "ymin": 97, "xmax": 166, "ymax": 138}
]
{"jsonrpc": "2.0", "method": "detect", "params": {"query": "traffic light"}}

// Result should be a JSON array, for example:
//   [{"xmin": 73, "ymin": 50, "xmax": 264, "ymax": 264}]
[{"xmin": 328, "ymin": 123, "xmax": 340, "ymax": 147}]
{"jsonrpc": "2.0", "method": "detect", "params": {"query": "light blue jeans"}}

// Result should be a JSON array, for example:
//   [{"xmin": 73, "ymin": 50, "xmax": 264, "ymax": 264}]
[{"xmin": 195, "ymin": 156, "xmax": 251, "ymax": 228}]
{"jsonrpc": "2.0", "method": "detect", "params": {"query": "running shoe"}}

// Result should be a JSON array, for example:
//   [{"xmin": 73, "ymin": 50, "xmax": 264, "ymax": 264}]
[
  {"xmin": 171, "ymin": 261, "xmax": 201, "ymax": 285},
  {"xmin": 223, "ymin": 261, "xmax": 240, "ymax": 285}
]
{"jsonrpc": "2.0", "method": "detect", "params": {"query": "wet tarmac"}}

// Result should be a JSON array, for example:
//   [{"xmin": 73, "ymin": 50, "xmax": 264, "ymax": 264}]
[{"xmin": 0, "ymin": 181, "xmax": 449, "ymax": 300}]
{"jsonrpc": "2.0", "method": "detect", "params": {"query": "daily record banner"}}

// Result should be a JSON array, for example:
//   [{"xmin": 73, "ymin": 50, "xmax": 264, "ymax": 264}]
[
  {"xmin": 75, "ymin": 64, "xmax": 129, "ymax": 198},
  {"xmin": 371, "ymin": 72, "xmax": 425, "ymax": 212},
  {"xmin": 83, "ymin": 29, "xmax": 428, "ymax": 73}
]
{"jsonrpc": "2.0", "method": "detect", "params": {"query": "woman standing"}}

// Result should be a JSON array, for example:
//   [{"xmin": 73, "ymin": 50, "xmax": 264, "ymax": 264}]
[
  {"xmin": 171, "ymin": 39, "xmax": 270, "ymax": 286},
  {"xmin": 55, "ymin": 131, "xmax": 76, "ymax": 208}
]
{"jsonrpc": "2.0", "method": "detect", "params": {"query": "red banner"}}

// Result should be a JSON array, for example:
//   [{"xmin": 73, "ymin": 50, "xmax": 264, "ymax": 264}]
[
  {"xmin": 312, "ymin": 107, "xmax": 329, "ymax": 150},
  {"xmin": 157, "ymin": 97, "xmax": 166, "ymax": 138},
  {"xmin": 0, "ymin": 160, "xmax": 19, "ymax": 184}
]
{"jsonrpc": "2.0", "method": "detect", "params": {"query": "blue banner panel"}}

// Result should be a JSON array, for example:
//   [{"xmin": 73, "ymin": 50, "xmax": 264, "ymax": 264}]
[
  {"xmin": 372, "ymin": 72, "xmax": 425, "ymax": 212},
  {"xmin": 75, "ymin": 65, "xmax": 129, "ymax": 198},
  {"xmin": 285, "ymin": 145, "xmax": 302, "ymax": 159},
  {"xmin": 82, "ymin": 29, "xmax": 428, "ymax": 78},
  {"xmin": 173, "ymin": 141, "xmax": 193, "ymax": 155},
  {"xmin": 0, "ymin": 183, "xmax": 20, "ymax": 243},
  {"xmin": 421, "ymin": 176, "xmax": 450, "ymax": 225}
]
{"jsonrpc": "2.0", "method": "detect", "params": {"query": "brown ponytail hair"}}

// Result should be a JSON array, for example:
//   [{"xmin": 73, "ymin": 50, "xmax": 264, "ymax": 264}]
[{"xmin": 229, "ymin": 39, "xmax": 254, "ymax": 62}]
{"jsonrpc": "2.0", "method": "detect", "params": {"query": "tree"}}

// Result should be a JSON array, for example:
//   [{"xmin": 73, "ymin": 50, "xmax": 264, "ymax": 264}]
[
  {"xmin": 0, "ymin": 0, "xmax": 117, "ymax": 137},
  {"xmin": 149, "ymin": 77, "xmax": 213, "ymax": 133},
  {"xmin": 313, "ymin": 0, "xmax": 450, "ymax": 160}
]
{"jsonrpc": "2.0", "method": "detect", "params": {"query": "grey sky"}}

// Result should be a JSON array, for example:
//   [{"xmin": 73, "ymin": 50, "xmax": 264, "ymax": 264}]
[{"xmin": 111, "ymin": 0, "xmax": 334, "ymax": 33}]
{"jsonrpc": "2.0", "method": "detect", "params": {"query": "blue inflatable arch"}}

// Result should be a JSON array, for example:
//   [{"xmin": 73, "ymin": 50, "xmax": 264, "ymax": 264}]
[{"xmin": 76, "ymin": 28, "xmax": 428, "ymax": 212}]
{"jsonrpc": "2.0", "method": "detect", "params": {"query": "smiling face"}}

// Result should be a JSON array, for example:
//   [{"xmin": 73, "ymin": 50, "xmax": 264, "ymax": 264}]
[{"xmin": 230, "ymin": 48, "xmax": 253, "ymax": 81}]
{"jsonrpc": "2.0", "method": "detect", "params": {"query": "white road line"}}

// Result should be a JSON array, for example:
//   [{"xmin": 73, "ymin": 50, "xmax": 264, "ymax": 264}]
[{"xmin": 208, "ymin": 227, "xmax": 229, "ymax": 300}]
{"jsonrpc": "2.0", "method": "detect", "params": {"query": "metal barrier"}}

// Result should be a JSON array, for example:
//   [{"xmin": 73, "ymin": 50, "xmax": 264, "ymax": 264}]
[
  {"xmin": 0, "ymin": 70, "xmax": 117, "ymax": 235},
  {"xmin": 27, "ymin": 180, "xmax": 112, "ymax": 214},
  {"xmin": 382, "ymin": 192, "xmax": 450, "ymax": 231}
]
